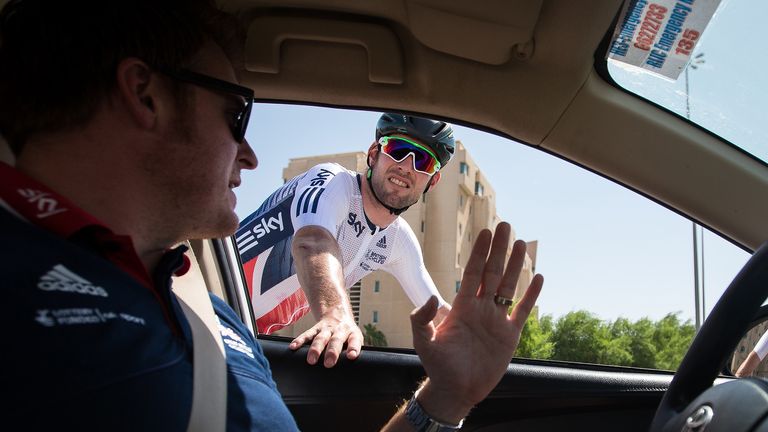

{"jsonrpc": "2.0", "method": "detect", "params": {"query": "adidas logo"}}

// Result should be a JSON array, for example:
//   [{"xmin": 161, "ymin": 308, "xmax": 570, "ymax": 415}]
[
  {"xmin": 38, "ymin": 264, "xmax": 109, "ymax": 297},
  {"xmin": 376, "ymin": 236, "xmax": 387, "ymax": 249}
]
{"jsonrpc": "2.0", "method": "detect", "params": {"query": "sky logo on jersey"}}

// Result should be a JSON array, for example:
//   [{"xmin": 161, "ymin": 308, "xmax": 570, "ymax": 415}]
[
  {"xmin": 308, "ymin": 168, "xmax": 335, "ymax": 186},
  {"xmin": 237, "ymin": 211, "xmax": 285, "ymax": 254},
  {"xmin": 376, "ymin": 236, "xmax": 387, "ymax": 249},
  {"xmin": 237, "ymin": 198, "xmax": 295, "ymax": 262},
  {"xmin": 347, "ymin": 212, "xmax": 366, "ymax": 238}
]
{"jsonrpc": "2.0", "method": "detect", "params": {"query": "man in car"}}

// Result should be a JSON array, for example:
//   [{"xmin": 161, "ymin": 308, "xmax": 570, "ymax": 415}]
[
  {"xmin": 0, "ymin": 0, "xmax": 543, "ymax": 430},
  {"xmin": 238, "ymin": 113, "xmax": 456, "ymax": 367}
]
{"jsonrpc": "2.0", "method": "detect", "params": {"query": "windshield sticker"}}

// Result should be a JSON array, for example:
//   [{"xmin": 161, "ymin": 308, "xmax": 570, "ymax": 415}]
[{"xmin": 606, "ymin": 0, "xmax": 721, "ymax": 80}]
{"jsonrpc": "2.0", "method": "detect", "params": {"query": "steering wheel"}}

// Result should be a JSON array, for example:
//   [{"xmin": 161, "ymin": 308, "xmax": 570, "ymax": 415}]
[{"xmin": 649, "ymin": 241, "xmax": 768, "ymax": 431}]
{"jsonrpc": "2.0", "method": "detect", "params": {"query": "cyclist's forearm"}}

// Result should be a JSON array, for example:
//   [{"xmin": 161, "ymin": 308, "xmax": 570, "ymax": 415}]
[{"xmin": 292, "ymin": 226, "xmax": 353, "ymax": 320}]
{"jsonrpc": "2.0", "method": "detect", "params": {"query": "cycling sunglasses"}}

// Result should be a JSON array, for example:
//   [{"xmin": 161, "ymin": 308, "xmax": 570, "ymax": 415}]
[
  {"xmin": 378, "ymin": 136, "xmax": 441, "ymax": 175},
  {"xmin": 159, "ymin": 68, "xmax": 254, "ymax": 143}
]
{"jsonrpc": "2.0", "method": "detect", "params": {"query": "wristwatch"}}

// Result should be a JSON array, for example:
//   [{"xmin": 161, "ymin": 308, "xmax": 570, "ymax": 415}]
[{"xmin": 404, "ymin": 389, "xmax": 465, "ymax": 431}]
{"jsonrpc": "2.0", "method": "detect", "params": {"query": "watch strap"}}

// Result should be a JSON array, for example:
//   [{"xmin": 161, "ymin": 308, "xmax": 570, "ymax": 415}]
[{"xmin": 404, "ymin": 388, "xmax": 464, "ymax": 432}]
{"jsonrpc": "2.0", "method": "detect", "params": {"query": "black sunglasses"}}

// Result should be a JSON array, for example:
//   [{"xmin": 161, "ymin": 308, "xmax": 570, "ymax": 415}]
[{"xmin": 159, "ymin": 68, "xmax": 254, "ymax": 143}]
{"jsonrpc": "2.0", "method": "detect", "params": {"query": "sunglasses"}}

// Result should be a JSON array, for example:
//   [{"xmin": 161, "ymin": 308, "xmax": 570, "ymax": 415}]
[
  {"xmin": 159, "ymin": 68, "xmax": 254, "ymax": 143},
  {"xmin": 378, "ymin": 136, "xmax": 441, "ymax": 175}
]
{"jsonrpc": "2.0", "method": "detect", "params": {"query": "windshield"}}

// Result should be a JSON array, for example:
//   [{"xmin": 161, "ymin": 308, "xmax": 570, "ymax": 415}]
[{"xmin": 607, "ymin": 0, "xmax": 768, "ymax": 164}]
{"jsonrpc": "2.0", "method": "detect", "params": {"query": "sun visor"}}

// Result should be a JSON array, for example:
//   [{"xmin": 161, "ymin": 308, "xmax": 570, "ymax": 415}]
[
  {"xmin": 404, "ymin": 0, "xmax": 543, "ymax": 64},
  {"xmin": 245, "ymin": 15, "xmax": 404, "ymax": 85}
]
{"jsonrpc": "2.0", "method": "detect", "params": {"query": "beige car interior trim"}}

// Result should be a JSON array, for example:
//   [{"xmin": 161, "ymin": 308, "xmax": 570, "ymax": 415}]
[
  {"xmin": 404, "ymin": 0, "xmax": 542, "ymax": 65},
  {"xmin": 188, "ymin": 239, "xmax": 228, "ymax": 301},
  {"xmin": 222, "ymin": 236, "xmax": 258, "ymax": 335},
  {"xmin": 240, "ymin": 0, "xmax": 619, "ymax": 144},
  {"xmin": 187, "ymin": 238, "xmax": 256, "ymax": 335},
  {"xmin": 246, "ymin": 15, "xmax": 403, "ymax": 84},
  {"xmin": 172, "ymin": 242, "xmax": 228, "ymax": 432},
  {"xmin": 544, "ymin": 71, "xmax": 768, "ymax": 250}
]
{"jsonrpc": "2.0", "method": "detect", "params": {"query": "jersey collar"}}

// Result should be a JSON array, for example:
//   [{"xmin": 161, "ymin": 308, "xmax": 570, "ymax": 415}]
[
  {"xmin": 356, "ymin": 173, "xmax": 387, "ymax": 235},
  {"xmin": 0, "ymin": 162, "xmax": 190, "ymax": 283}
]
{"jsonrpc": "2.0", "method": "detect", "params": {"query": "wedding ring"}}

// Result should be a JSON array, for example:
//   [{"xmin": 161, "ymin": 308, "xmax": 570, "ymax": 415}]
[{"xmin": 493, "ymin": 294, "xmax": 515, "ymax": 307}]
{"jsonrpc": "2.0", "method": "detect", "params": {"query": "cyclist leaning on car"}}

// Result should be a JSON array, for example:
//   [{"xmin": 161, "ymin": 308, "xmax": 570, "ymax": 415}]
[
  {"xmin": 238, "ymin": 113, "xmax": 457, "ymax": 367},
  {"xmin": 0, "ymin": 0, "xmax": 543, "ymax": 430}
]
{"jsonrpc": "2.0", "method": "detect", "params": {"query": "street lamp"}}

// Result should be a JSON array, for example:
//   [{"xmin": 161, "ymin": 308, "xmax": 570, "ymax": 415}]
[{"xmin": 685, "ymin": 52, "xmax": 705, "ymax": 330}]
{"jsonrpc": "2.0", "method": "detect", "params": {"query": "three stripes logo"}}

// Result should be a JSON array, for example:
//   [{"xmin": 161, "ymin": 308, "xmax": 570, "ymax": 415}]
[
  {"xmin": 296, "ymin": 168, "xmax": 335, "ymax": 217},
  {"xmin": 376, "ymin": 236, "xmax": 387, "ymax": 249},
  {"xmin": 38, "ymin": 264, "xmax": 109, "ymax": 297},
  {"xmin": 295, "ymin": 187, "xmax": 325, "ymax": 216}
]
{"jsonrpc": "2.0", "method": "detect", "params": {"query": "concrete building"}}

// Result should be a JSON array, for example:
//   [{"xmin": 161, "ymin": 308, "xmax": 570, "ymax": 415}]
[{"xmin": 273, "ymin": 141, "xmax": 537, "ymax": 348}]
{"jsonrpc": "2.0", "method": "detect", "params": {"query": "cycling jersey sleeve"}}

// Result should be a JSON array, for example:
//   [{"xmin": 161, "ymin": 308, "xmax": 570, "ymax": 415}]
[
  {"xmin": 291, "ymin": 163, "xmax": 352, "ymax": 237},
  {"xmin": 385, "ymin": 221, "xmax": 449, "ymax": 309},
  {"xmin": 754, "ymin": 328, "xmax": 768, "ymax": 361}
]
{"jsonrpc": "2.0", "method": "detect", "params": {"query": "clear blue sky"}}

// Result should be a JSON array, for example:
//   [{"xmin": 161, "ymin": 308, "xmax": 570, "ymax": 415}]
[{"xmin": 235, "ymin": 0, "xmax": 759, "ymax": 324}]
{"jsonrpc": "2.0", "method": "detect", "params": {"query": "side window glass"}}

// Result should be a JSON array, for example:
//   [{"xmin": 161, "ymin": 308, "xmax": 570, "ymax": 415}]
[{"xmin": 235, "ymin": 104, "xmax": 749, "ymax": 371}]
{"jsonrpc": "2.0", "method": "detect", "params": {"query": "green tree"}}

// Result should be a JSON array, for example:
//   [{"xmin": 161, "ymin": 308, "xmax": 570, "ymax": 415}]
[
  {"xmin": 363, "ymin": 323, "xmax": 388, "ymax": 347},
  {"xmin": 601, "ymin": 317, "xmax": 633, "ymax": 366},
  {"xmin": 652, "ymin": 313, "xmax": 695, "ymax": 370},
  {"xmin": 627, "ymin": 318, "xmax": 657, "ymax": 368},
  {"xmin": 510, "ymin": 310, "xmax": 694, "ymax": 370},
  {"xmin": 516, "ymin": 310, "xmax": 554, "ymax": 359},
  {"xmin": 551, "ymin": 311, "xmax": 607, "ymax": 363}
]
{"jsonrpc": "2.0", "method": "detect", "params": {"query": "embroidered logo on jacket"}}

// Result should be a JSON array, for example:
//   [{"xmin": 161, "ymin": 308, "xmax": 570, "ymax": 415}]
[
  {"xmin": 218, "ymin": 319, "xmax": 255, "ymax": 359},
  {"xmin": 17, "ymin": 188, "xmax": 67, "ymax": 218},
  {"xmin": 38, "ymin": 264, "xmax": 109, "ymax": 297}
]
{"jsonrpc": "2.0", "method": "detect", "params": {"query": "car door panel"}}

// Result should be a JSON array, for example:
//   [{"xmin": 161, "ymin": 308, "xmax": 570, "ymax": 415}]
[{"xmin": 260, "ymin": 337, "xmax": 671, "ymax": 431}]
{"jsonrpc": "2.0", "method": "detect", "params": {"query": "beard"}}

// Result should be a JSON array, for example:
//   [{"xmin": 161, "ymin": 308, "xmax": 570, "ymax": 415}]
[
  {"xmin": 370, "ymin": 167, "xmax": 423, "ymax": 210},
  {"xmin": 141, "ymin": 103, "xmax": 240, "ymax": 244}
]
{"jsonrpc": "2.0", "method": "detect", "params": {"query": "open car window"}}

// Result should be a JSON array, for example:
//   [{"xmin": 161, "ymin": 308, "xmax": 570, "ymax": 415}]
[{"xmin": 233, "ymin": 103, "xmax": 749, "ymax": 371}]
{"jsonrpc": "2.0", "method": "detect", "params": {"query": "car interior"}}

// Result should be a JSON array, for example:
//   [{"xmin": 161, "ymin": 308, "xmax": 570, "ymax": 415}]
[
  {"xmin": 4, "ymin": 0, "xmax": 768, "ymax": 430},
  {"xmin": 224, "ymin": 1, "xmax": 768, "ymax": 430}
]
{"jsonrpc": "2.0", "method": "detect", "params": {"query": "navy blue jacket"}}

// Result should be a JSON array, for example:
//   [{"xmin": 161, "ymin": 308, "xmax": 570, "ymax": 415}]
[{"xmin": 1, "ymin": 206, "xmax": 298, "ymax": 431}]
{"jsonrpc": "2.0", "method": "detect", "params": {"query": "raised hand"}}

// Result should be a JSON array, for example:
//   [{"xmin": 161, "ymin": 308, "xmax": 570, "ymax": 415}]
[{"xmin": 410, "ymin": 222, "xmax": 544, "ymax": 423}]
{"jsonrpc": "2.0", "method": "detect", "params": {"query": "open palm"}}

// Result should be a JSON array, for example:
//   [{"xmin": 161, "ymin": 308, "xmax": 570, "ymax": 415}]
[{"xmin": 411, "ymin": 222, "xmax": 544, "ymax": 414}]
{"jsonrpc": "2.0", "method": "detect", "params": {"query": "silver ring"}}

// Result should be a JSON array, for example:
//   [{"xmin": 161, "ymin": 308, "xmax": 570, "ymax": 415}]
[{"xmin": 493, "ymin": 294, "xmax": 515, "ymax": 306}]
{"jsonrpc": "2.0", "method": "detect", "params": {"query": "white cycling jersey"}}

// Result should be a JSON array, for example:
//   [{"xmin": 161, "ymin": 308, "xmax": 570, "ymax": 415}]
[
  {"xmin": 753, "ymin": 329, "xmax": 768, "ymax": 361},
  {"xmin": 236, "ymin": 163, "xmax": 447, "ymax": 334}
]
